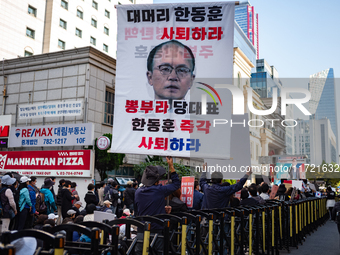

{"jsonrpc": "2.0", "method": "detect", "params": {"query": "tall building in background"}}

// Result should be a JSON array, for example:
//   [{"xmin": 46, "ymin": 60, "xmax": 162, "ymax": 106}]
[
  {"xmin": 235, "ymin": 1, "xmax": 259, "ymax": 59},
  {"xmin": 0, "ymin": 0, "xmax": 151, "ymax": 60},
  {"xmin": 310, "ymin": 118, "xmax": 337, "ymax": 165},
  {"xmin": 309, "ymin": 68, "xmax": 338, "ymax": 163},
  {"xmin": 250, "ymin": 59, "xmax": 282, "ymax": 98},
  {"xmin": 294, "ymin": 119, "xmax": 310, "ymax": 164},
  {"xmin": 251, "ymin": 59, "xmax": 295, "ymax": 156}
]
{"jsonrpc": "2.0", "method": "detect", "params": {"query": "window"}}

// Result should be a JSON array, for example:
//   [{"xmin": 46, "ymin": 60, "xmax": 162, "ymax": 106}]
[
  {"xmin": 75, "ymin": 28, "xmax": 82, "ymax": 38},
  {"xmin": 256, "ymin": 144, "xmax": 259, "ymax": 160},
  {"xmin": 58, "ymin": 39, "xmax": 65, "ymax": 49},
  {"xmin": 77, "ymin": 9, "xmax": 83, "ymax": 19},
  {"xmin": 104, "ymin": 90, "xmax": 114, "ymax": 125},
  {"xmin": 28, "ymin": 5, "xmax": 37, "ymax": 17},
  {"xmin": 59, "ymin": 19, "xmax": 67, "ymax": 29},
  {"xmin": 26, "ymin": 27, "xmax": 35, "ymax": 39},
  {"xmin": 104, "ymin": 26, "xmax": 109, "ymax": 35},
  {"xmin": 105, "ymin": 9, "xmax": 110, "ymax": 18},
  {"xmin": 250, "ymin": 142, "xmax": 253, "ymax": 159},
  {"xmin": 103, "ymin": 44, "xmax": 108, "ymax": 52},
  {"xmin": 24, "ymin": 50, "xmax": 33, "ymax": 56},
  {"xmin": 92, "ymin": 1, "xmax": 98, "ymax": 10},
  {"xmin": 61, "ymin": 0, "xmax": 68, "ymax": 10},
  {"xmin": 90, "ymin": 37, "xmax": 96, "ymax": 46},
  {"xmin": 91, "ymin": 18, "xmax": 97, "ymax": 28}
]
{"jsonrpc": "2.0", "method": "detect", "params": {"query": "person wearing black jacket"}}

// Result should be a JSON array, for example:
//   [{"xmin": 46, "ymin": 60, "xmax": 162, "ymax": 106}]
[
  {"xmin": 124, "ymin": 181, "xmax": 136, "ymax": 212},
  {"xmin": 275, "ymin": 184, "xmax": 290, "ymax": 201},
  {"xmin": 84, "ymin": 184, "xmax": 98, "ymax": 209},
  {"xmin": 61, "ymin": 180, "xmax": 78, "ymax": 220},
  {"xmin": 56, "ymin": 179, "xmax": 65, "ymax": 225},
  {"xmin": 169, "ymin": 188, "xmax": 188, "ymax": 213},
  {"xmin": 240, "ymin": 189, "xmax": 259, "ymax": 206}
]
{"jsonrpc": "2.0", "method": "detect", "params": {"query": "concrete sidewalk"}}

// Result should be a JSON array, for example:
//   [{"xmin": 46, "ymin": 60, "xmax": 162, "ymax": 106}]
[{"xmin": 280, "ymin": 220, "xmax": 340, "ymax": 255}]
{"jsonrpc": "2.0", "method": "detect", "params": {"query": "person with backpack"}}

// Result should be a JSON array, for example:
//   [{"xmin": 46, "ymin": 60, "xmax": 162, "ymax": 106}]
[
  {"xmin": 0, "ymin": 175, "xmax": 17, "ymax": 232},
  {"xmin": 104, "ymin": 181, "xmax": 119, "ymax": 214},
  {"xmin": 56, "ymin": 179, "xmax": 65, "ymax": 225},
  {"xmin": 40, "ymin": 179, "xmax": 57, "ymax": 215},
  {"xmin": 16, "ymin": 176, "xmax": 33, "ymax": 230}
]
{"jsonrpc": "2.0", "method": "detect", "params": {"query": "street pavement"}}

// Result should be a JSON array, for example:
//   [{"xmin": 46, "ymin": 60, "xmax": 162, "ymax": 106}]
[{"xmin": 280, "ymin": 220, "xmax": 339, "ymax": 255}]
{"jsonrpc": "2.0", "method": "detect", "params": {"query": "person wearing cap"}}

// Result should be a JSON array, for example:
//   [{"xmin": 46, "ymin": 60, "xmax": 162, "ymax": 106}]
[
  {"xmin": 16, "ymin": 176, "xmax": 33, "ymax": 230},
  {"xmin": 0, "ymin": 175, "xmax": 17, "ymax": 232},
  {"xmin": 135, "ymin": 157, "xmax": 180, "ymax": 221},
  {"xmin": 41, "ymin": 179, "xmax": 58, "ymax": 215},
  {"xmin": 72, "ymin": 201, "xmax": 82, "ymax": 217},
  {"xmin": 100, "ymin": 200, "xmax": 112, "ymax": 213},
  {"xmin": 123, "ymin": 181, "xmax": 136, "ymax": 212},
  {"xmin": 134, "ymin": 157, "xmax": 180, "ymax": 255},
  {"xmin": 66, "ymin": 209, "xmax": 77, "ymax": 221},
  {"xmin": 200, "ymin": 163, "xmax": 252, "ymax": 209},
  {"xmin": 61, "ymin": 180, "xmax": 78, "ymax": 220}
]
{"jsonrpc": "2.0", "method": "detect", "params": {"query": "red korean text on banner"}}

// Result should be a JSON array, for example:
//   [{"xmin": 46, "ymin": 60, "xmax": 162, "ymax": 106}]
[{"xmin": 180, "ymin": 176, "xmax": 195, "ymax": 208}]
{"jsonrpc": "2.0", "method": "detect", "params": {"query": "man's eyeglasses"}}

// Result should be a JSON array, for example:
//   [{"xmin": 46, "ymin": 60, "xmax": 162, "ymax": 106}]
[{"xmin": 156, "ymin": 65, "xmax": 191, "ymax": 78}]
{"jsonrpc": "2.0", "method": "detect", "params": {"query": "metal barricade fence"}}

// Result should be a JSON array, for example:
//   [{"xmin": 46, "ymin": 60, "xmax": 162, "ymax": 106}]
[{"xmin": 0, "ymin": 197, "xmax": 328, "ymax": 255}]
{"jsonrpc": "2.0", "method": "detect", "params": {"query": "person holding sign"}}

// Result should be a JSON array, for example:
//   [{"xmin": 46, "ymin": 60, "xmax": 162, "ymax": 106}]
[
  {"xmin": 200, "ymin": 163, "xmax": 252, "ymax": 209},
  {"xmin": 146, "ymin": 40, "xmax": 196, "ymax": 100},
  {"xmin": 134, "ymin": 157, "xmax": 180, "ymax": 255},
  {"xmin": 135, "ymin": 156, "xmax": 180, "ymax": 221}
]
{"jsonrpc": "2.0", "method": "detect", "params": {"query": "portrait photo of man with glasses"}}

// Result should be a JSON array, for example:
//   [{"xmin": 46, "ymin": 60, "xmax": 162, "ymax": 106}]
[{"xmin": 146, "ymin": 40, "xmax": 196, "ymax": 100}]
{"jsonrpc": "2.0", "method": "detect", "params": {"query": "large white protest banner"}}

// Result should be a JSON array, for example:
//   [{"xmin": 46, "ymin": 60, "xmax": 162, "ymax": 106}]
[{"xmin": 111, "ymin": 2, "xmax": 236, "ymax": 159}]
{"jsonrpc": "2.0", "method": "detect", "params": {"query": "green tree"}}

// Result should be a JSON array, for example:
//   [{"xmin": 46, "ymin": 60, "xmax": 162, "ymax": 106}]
[
  {"xmin": 95, "ymin": 133, "xmax": 125, "ymax": 181},
  {"xmin": 133, "ymin": 160, "xmax": 197, "ymax": 179}
]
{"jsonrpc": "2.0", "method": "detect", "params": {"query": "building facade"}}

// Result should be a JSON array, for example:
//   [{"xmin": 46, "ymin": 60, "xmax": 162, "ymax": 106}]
[
  {"xmin": 235, "ymin": 1, "xmax": 259, "ymax": 59},
  {"xmin": 310, "ymin": 118, "xmax": 337, "ymax": 165},
  {"xmin": 294, "ymin": 119, "xmax": 311, "ymax": 164},
  {"xmin": 309, "ymin": 68, "xmax": 338, "ymax": 157},
  {"xmin": 250, "ymin": 59, "xmax": 282, "ymax": 98},
  {"xmin": 0, "ymin": 47, "xmax": 117, "ymax": 204},
  {"xmin": 0, "ymin": 0, "xmax": 150, "ymax": 60}
]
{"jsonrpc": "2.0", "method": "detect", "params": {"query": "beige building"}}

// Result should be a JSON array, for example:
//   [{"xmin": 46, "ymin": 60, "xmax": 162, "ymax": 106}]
[
  {"xmin": 0, "ymin": 0, "xmax": 151, "ymax": 60},
  {"xmin": 233, "ymin": 47, "xmax": 286, "ymax": 182}
]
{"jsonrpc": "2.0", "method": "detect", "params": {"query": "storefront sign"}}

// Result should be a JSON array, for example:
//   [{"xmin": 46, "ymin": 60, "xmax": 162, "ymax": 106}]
[
  {"xmin": 0, "ymin": 150, "xmax": 92, "ymax": 177},
  {"xmin": 8, "ymin": 123, "xmax": 93, "ymax": 147}
]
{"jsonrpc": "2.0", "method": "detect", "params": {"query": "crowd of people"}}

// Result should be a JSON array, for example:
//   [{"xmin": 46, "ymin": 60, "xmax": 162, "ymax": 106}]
[
  {"xmin": 1, "ymin": 160, "xmax": 339, "ymax": 254},
  {"xmin": 0, "ymin": 173, "xmax": 138, "ymax": 234}
]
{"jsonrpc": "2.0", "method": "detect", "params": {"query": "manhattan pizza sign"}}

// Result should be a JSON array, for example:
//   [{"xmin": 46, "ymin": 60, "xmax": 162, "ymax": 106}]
[{"xmin": 0, "ymin": 150, "xmax": 92, "ymax": 177}]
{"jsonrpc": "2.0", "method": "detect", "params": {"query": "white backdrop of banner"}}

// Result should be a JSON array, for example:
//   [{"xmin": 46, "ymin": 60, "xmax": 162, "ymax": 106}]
[
  {"xmin": 19, "ymin": 101, "xmax": 82, "ymax": 119},
  {"xmin": 111, "ymin": 2, "xmax": 235, "ymax": 159},
  {"xmin": 8, "ymin": 123, "xmax": 94, "ymax": 147}
]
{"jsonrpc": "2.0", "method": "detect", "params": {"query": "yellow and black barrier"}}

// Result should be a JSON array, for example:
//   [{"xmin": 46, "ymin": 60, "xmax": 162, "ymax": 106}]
[{"xmin": 0, "ymin": 197, "xmax": 328, "ymax": 255}]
